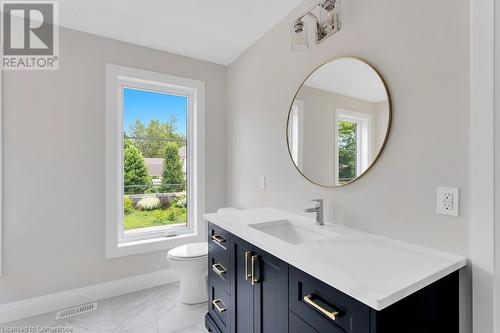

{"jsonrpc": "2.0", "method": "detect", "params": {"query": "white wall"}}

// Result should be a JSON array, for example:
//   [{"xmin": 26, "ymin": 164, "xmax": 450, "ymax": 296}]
[
  {"xmin": 227, "ymin": 0, "xmax": 471, "ymax": 331},
  {"xmin": 0, "ymin": 28, "xmax": 227, "ymax": 304},
  {"xmin": 492, "ymin": 0, "xmax": 500, "ymax": 329},
  {"xmin": 470, "ymin": 0, "xmax": 495, "ymax": 331}
]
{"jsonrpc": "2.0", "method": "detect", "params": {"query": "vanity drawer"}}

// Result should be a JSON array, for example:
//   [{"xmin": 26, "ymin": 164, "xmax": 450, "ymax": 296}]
[
  {"xmin": 208, "ymin": 283, "xmax": 231, "ymax": 333},
  {"xmin": 208, "ymin": 223, "xmax": 231, "ymax": 261},
  {"xmin": 289, "ymin": 311, "xmax": 319, "ymax": 333},
  {"xmin": 205, "ymin": 313, "xmax": 222, "ymax": 333},
  {"xmin": 209, "ymin": 252, "xmax": 231, "ymax": 293},
  {"xmin": 289, "ymin": 266, "xmax": 370, "ymax": 333}
]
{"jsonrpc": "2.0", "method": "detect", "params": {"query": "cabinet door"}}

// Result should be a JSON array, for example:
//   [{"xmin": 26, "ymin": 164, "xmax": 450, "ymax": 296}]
[
  {"xmin": 231, "ymin": 237, "xmax": 254, "ymax": 333},
  {"xmin": 252, "ymin": 249, "xmax": 289, "ymax": 333}
]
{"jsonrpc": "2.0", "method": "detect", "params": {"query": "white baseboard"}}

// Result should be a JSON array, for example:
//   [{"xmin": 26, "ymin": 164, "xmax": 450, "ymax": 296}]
[{"xmin": 0, "ymin": 269, "xmax": 178, "ymax": 324}]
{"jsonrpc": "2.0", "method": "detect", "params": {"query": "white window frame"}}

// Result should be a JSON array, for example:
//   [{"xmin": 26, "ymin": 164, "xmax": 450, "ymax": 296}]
[
  {"xmin": 288, "ymin": 100, "xmax": 304, "ymax": 168},
  {"xmin": 0, "ymin": 69, "xmax": 3, "ymax": 276},
  {"xmin": 334, "ymin": 108, "xmax": 372, "ymax": 185},
  {"xmin": 105, "ymin": 64, "xmax": 205, "ymax": 258}
]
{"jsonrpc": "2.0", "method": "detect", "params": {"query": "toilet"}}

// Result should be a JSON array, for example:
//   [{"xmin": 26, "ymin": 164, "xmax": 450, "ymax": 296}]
[{"xmin": 167, "ymin": 242, "xmax": 208, "ymax": 304}]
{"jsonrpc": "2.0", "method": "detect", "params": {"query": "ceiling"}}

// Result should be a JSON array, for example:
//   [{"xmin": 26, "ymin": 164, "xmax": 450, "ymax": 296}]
[
  {"xmin": 57, "ymin": 0, "xmax": 304, "ymax": 65},
  {"xmin": 305, "ymin": 59, "xmax": 388, "ymax": 103}
]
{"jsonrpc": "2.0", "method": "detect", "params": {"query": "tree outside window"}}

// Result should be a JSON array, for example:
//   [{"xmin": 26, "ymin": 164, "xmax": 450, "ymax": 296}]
[{"xmin": 338, "ymin": 121, "xmax": 358, "ymax": 184}]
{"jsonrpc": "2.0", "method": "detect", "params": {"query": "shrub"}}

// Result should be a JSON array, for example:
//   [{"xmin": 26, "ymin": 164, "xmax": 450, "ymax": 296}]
[
  {"xmin": 136, "ymin": 197, "xmax": 161, "ymax": 211},
  {"xmin": 159, "ymin": 195, "xmax": 171, "ymax": 209},
  {"xmin": 173, "ymin": 193, "xmax": 187, "ymax": 208},
  {"xmin": 144, "ymin": 187, "xmax": 159, "ymax": 194},
  {"xmin": 124, "ymin": 140, "xmax": 151, "ymax": 194},
  {"xmin": 152, "ymin": 210, "xmax": 165, "ymax": 225},
  {"xmin": 161, "ymin": 143, "xmax": 185, "ymax": 192},
  {"xmin": 124, "ymin": 196, "xmax": 134, "ymax": 214},
  {"xmin": 167, "ymin": 210, "xmax": 176, "ymax": 222}
]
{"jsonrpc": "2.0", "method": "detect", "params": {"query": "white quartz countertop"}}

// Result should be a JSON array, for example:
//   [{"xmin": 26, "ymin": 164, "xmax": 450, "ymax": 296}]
[{"xmin": 203, "ymin": 207, "xmax": 467, "ymax": 311}]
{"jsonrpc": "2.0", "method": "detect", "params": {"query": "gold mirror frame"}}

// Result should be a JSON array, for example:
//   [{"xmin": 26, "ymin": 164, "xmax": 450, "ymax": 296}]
[{"xmin": 286, "ymin": 56, "xmax": 393, "ymax": 188}]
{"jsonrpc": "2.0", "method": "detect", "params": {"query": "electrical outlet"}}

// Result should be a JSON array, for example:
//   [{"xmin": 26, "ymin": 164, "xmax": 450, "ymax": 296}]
[{"xmin": 437, "ymin": 187, "xmax": 459, "ymax": 217}]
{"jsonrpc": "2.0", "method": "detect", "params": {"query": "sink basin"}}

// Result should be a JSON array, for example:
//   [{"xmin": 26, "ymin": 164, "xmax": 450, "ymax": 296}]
[{"xmin": 249, "ymin": 219, "xmax": 337, "ymax": 245}]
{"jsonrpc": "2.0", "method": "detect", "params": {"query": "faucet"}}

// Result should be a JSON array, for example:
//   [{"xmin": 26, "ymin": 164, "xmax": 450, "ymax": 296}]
[{"xmin": 304, "ymin": 199, "xmax": 324, "ymax": 225}]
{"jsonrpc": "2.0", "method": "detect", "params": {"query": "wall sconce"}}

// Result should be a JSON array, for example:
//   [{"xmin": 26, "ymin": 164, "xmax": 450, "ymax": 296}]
[{"xmin": 291, "ymin": 0, "xmax": 341, "ymax": 52}]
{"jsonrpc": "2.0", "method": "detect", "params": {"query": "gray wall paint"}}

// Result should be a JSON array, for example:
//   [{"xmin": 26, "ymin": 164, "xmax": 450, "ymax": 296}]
[
  {"xmin": 228, "ymin": 0, "xmax": 469, "ymax": 254},
  {"xmin": 227, "ymin": 0, "xmax": 470, "ymax": 330},
  {"xmin": 0, "ymin": 28, "xmax": 227, "ymax": 304}
]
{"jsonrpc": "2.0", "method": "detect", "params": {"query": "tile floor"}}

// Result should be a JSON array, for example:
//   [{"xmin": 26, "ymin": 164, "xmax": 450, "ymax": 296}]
[{"xmin": 3, "ymin": 282, "xmax": 208, "ymax": 333}]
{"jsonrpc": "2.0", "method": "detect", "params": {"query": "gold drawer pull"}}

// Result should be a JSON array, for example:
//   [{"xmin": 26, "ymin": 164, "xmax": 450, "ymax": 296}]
[
  {"xmin": 211, "ymin": 235, "xmax": 226, "ymax": 249},
  {"xmin": 212, "ymin": 263, "xmax": 227, "ymax": 277},
  {"xmin": 251, "ymin": 255, "xmax": 259, "ymax": 285},
  {"xmin": 245, "ymin": 251, "xmax": 252, "ymax": 281},
  {"xmin": 212, "ymin": 299, "xmax": 227, "ymax": 313},
  {"xmin": 303, "ymin": 294, "xmax": 339, "ymax": 321}
]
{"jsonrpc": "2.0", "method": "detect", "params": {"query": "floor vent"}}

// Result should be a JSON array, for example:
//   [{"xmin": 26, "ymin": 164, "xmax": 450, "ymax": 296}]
[{"xmin": 55, "ymin": 302, "xmax": 98, "ymax": 320}]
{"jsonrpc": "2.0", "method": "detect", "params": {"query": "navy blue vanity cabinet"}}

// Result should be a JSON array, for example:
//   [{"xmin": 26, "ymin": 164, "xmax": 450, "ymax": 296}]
[
  {"xmin": 208, "ymin": 223, "xmax": 232, "ymax": 333},
  {"xmin": 206, "ymin": 315, "xmax": 223, "ymax": 333},
  {"xmin": 206, "ymin": 222, "xmax": 460, "ymax": 333},
  {"xmin": 290, "ymin": 266, "xmax": 460, "ymax": 333},
  {"xmin": 207, "ymin": 223, "xmax": 288, "ymax": 333},
  {"xmin": 289, "ymin": 266, "xmax": 370, "ymax": 333},
  {"xmin": 289, "ymin": 311, "xmax": 318, "ymax": 333},
  {"xmin": 209, "ymin": 226, "xmax": 231, "ymax": 294},
  {"xmin": 368, "ymin": 270, "xmax": 459, "ymax": 333},
  {"xmin": 231, "ymin": 235, "xmax": 289, "ymax": 333},
  {"xmin": 231, "ymin": 236, "xmax": 254, "ymax": 333},
  {"xmin": 250, "ymin": 242, "xmax": 289, "ymax": 333}
]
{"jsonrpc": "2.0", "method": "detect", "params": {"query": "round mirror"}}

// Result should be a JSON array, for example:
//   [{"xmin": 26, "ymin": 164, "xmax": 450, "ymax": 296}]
[{"xmin": 286, "ymin": 57, "xmax": 391, "ymax": 187}]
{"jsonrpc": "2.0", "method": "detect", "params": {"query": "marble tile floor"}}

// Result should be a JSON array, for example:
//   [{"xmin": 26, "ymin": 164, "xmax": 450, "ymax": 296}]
[{"xmin": 3, "ymin": 282, "xmax": 209, "ymax": 333}]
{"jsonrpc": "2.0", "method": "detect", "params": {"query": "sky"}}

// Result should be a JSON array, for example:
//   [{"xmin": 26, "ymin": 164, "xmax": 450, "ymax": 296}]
[{"xmin": 123, "ymin": 88, "xmax": 188, "ymax": 136}]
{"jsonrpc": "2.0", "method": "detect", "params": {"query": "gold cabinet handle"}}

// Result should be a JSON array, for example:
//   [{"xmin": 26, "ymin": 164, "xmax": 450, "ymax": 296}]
[
  {"xmin": 244, "ymin": 251, "xmax": 252, "ymax": 281},
  {"xmin": 303, "ymin": 295, "xmax": 339, "ymax": 321},
  {"xmin": 212, "ymin": 263, "xmax": 227, "ymax": 277},
  {"xmin": 251, "ymin": 255, "xmax": 259, "ymax": 285},
  {"xmin": 211, "ymin": 235, "xmax": 226, "ymax": 249},
  {"xmin": 212, "ymin": 299, "xmax": 227, "ymax": 313}
]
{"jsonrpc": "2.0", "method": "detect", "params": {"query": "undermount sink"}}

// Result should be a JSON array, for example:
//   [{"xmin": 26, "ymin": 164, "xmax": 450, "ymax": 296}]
[{"xmin": 249, "ymin": 219, "xmax": 338, "ymax": 245}]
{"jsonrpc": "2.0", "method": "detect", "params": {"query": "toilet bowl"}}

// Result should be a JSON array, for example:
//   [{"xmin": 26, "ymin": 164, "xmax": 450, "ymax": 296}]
[{"xmin": 167, "ymin": 242, "xmax": 208, "ymax": 304}]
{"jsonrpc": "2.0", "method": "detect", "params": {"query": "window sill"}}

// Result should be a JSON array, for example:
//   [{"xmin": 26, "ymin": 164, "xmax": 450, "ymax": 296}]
[{"xmin": 106, "ymin": 231, "xmax": 204, "ymax": 259}]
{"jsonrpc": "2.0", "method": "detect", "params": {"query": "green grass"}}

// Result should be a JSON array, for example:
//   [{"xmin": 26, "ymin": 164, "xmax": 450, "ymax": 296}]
[{"xmin": 124, "ymin": 207, "xmax": 187, "ymax": 230}]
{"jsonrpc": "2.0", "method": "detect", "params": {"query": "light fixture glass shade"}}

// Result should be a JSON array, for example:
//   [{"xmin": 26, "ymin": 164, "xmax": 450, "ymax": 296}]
[
  {"xmin": 291, "ymin": 20, "xmax": 309, "ymax": 52},
  {"xmin": 320, "ymin": 0, "xmax": 340, "ymax": 34}
]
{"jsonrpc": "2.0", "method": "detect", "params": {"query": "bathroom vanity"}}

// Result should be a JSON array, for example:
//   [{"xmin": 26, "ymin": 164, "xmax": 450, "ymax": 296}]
[{"xmin": 204, "ymin": 208, "xmax": 466, "ymax": 333}]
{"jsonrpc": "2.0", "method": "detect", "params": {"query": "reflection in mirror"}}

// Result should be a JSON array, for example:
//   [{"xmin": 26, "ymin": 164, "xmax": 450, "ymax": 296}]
[{"xmin": 287, "ymin": 57, "xmax": 391, "ymax": 187}]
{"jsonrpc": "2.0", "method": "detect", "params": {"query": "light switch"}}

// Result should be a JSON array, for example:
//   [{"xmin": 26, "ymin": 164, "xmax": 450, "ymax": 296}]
[
  {"xmin": 259, "ymin": 176, "xmax": 266, "ymax": 191},
  {"xmin": 437, "ymin": 187, "xmax": 459, "ymax": 217}
]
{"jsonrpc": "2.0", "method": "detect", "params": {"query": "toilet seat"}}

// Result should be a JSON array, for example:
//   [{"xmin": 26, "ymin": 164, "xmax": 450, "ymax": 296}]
[{"xmin": 167, "ymin": 242, "xmax": 208, "ymax": 261}]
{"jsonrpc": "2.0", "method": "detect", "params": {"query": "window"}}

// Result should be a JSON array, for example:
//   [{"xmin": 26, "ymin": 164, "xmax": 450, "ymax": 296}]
[
  {"xmin": 335, "ymin": 109, "xmax": 372, "ymax": 185},
  {"xmin": 106, "ymin": 64, "xmax": 205, "ymax": 258},
  {"xmin": 288, "ymin": 100, "xmax": 303, "ymax": 168},
  {"xmin": 123, "ymin": 88, "xmax": 189, "ymax": 235}
]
